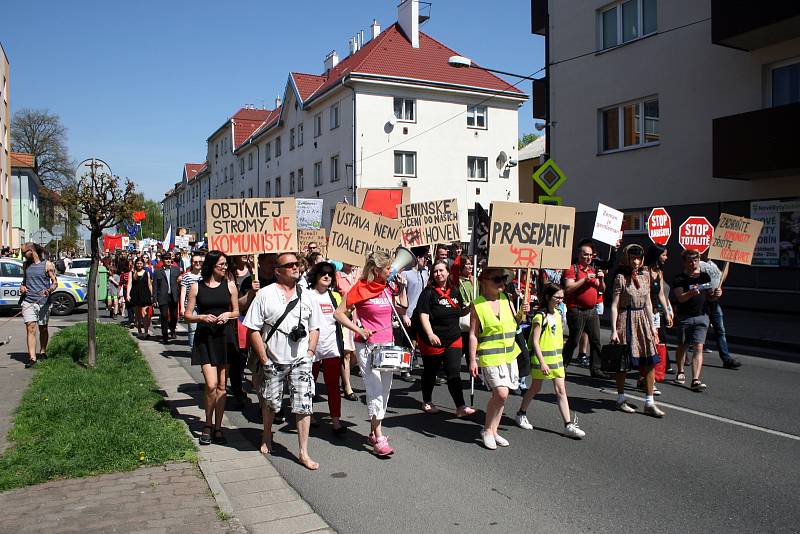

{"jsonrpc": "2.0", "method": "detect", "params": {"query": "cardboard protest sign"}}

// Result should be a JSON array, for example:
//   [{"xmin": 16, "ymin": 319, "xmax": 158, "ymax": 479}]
[
  {"xmin": 296, "ymin": 198, "xmax": 324, "ymax": 230},
  {"xmin": 397, "ymin": 199, "xmax": 459, "ymax": 247},
  {"xmin": 488, "ymin": 202, "xmax": 575, "ymax": 269},
  {"xmin": 205, "ymin": 198, "xmax": 296, "ymax": 255},
  {"xmin": 174, "ymin": 235, "xmax": 190, "ymax": 250},
  {"xmin": 592, "ymin": 203, "xmax": 624, "ymax": 246},
  {"xmin": 708, "ymin": 213, "xmax": 764, "ymax": 266},
  {"xmin": 298, "ymin": 229, "xmax": 327, "ymax": 257},
  {"xmin": 328, "ymin": 203, "xmax": 401, "ymax": 266},
  {"xmin": 357, "ymin": 187, "xmax": 410, "ymax": 218}
]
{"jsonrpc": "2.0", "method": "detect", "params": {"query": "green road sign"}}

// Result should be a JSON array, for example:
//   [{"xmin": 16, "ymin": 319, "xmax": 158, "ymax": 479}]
[{"xmin": 532, "ymin": 159, "xmax": 566, "ymax": 195}]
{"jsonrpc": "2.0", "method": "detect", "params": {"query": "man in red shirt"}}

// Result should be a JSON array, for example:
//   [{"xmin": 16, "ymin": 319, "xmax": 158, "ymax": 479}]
[{"xmin": 563, "ymin": 241, "xmax": 608, "ymax": 378}]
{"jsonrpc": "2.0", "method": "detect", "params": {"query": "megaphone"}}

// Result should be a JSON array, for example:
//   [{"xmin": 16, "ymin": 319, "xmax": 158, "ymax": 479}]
[{"xmin": 388, "ymin": 246, "xmax": 416, "ymax": 284}]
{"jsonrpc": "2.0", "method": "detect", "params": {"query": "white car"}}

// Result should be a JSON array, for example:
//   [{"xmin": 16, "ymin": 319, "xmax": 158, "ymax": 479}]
[
  {"xmin": 64, "ymin": 258, "xmax": 93, "ymax": 278},
  {"xmin": 0, "ymin": 258, "xmax": 89, "ymax": 315}
]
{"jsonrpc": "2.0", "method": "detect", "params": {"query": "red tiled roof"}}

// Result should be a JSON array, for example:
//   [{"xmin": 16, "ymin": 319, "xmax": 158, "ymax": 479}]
[
  {"xmin": 232, "ymin": 108, "xmax": 271, "ymax": 148},
  {"xmin": 301, "ymin": 23, "xmax": 525, "ymax": 104},
  {"xmin": 184, "ymin": 163, "xmax": 203, "ymax": 182},
  {"xmin": 10, "ymin": 152, "xmax": 34, "ymax": 168},
  {"xmin": 237, "ymin": 107, "xmax": 281, "ymax": 149},
  {"xmin": 291, "ymin": 73, "xmax": 327, "ymax": 101}
]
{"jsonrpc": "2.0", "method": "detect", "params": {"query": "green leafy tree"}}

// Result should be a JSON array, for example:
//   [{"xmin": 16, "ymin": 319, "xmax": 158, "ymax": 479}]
[{"xmin": 518, "ymin": 132, "xmax": 539, "ymax": 149}]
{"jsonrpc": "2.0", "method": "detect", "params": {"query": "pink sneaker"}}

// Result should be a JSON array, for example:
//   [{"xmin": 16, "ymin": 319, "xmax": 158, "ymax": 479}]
[{"xmin": 373, "ymin": 436, "xmax": 394, "ymax": 457}]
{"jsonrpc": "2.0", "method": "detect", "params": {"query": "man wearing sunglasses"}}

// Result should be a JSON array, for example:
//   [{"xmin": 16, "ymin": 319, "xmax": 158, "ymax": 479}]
[{"xmin": 244, "ymin": 252, "xmax": 322, "ymax": 470}]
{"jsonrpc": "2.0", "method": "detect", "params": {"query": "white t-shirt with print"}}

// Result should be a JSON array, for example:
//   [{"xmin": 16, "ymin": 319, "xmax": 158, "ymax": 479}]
[
  {"xmin": 310, "ymin": 289, "xmax": 339, "ymax": 360},
  {"xmin": 243, "ymin": 283, "xmax": 321, "ymax": 364}
]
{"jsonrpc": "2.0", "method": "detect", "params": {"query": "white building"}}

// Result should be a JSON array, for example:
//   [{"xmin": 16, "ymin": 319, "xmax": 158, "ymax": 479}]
[
  {"xmin": 164, "ymin": 0, "xmax": 527, "ymax": 239},
  {"xmin": 0, "ymin": 42, "xmax": 10, "ymax": 249},
  {"xmin": 10, "ymin": 152, "xmax": 41, "ymax": 247}
]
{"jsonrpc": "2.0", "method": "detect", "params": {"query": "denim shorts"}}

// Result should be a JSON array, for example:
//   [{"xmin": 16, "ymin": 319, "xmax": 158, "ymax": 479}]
[{"xmin": 677, "ymin": 315, "xmax": 709, "ymax": 346}]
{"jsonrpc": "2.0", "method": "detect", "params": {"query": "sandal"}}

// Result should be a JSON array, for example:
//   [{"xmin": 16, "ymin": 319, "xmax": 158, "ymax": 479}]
[
  {"xmin": 672, "ymin": 372, "xmax": 686, "ymax": 385},
  {"xmin": 199, "ymin": 426, "xmax": 213, "ymax": 445},
  {"xmin": 690, "ymin": 379, "xmax": 707, "ymax": 392},
  {"xmin": 422, "ymin": 402, "xmax": 439, "ymax": 413},
  {"xmin": 212, "ymin": 428, "xmax": 227, "ymax": 445},
  {"xmin": 343, "ymin": 391, "xmax": 359, "ymax": 401}
]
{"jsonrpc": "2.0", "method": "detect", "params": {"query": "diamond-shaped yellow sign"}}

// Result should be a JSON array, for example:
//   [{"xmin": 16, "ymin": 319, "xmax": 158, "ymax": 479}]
[{"xmin": 532, "ymin": 159, "xmax": 566, "ymax": 195}]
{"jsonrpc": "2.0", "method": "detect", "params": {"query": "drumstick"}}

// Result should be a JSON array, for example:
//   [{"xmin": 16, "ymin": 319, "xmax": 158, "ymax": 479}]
[{"xmin": 470, "ymin": 376, "xmax": 474, "ymax": 407}]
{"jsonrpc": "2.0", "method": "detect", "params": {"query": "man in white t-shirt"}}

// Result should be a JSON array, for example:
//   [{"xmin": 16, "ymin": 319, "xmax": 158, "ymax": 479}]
[{"xmin": 244, "ymin": 252, "xmax": 321, "ymax": 470}]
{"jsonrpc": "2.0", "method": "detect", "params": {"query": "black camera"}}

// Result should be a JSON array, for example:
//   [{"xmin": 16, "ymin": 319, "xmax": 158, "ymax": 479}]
[{"xmin": 288, "ymin": 324, "xmax": 307, "ymax": 342}]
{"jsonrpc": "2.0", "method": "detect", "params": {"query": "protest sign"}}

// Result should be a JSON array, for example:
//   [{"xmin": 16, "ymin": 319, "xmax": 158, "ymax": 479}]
[
  {"xmin": 488, "ymin": 202, "xmax": 575, "ymax": 269},
  {"xmin": 397, "ymin": 199, "xmax": 459, "ymax": 247},
  {"xmin": 296, "ymin": 198, "xmax": 324, "ymax": 230},
  {"xmin": 470, "ymin": 202, "xmax": 490, "ymax": 257},
  {"xmin": 678, "ymin": 216, "xmax": 713, "ymax": 254},
  {"xmin": 328, "ymin": 203, "xmax": 402, "ymax": 266},
  {"xmin": 205, "ymin": 198, "xmax": 296, "ymax": 255},
  {"xmin": 357, "ymin": 187, "xmax": 410, "ymax": 218},
  {"xmin": 708, "ymin": 213, "xmax": 764, "ymax": 266},
  {"xmin": 592, "ymin": 203, "xmax": 624, "ymax": 246},
  {"xmin": 174, "ymin": 235, "xmax": 190, "ymax": 250},
  {"xmin": 298, "ymin": 229, "xmax": 327, "ymax": 257}
]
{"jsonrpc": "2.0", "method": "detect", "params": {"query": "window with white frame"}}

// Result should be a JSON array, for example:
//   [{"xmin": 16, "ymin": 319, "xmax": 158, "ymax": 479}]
[
  {"xmin": 248, "ymin": 153, "xmax": 253, "ymax": 170},
  {"xmin": 394, "ymin": 151, "xmax": 416, "ymax": 177},
  {"xmin": 314, "ymin": 161, "xmax": 322, "ymax": 186},
  {"xmin": 771, "ymin": 60, "xmax": 800, "ymax": 107},
  {"xmin": 298, "ymin": 123, "xmax": 304, "ymax": 146},
  {"xmin": 467, "ymin": 105, "xmax": 487, "ymax": 128},
  {"xmin": 239, "ymin": 159, "xmax": 245, "ymax": 175},
  {"xmin": 467, "ymin": 156, "xmax": 488, "ymax": 181},
  {"xmin": 330, "ymin": 103, "xmax": 340, "ymax": 129},
  {"xmin": 621, "ymin": 210, "xmax": 648, "ymax": 234},
  {"xmin": 289, "ymin": 171, "xmax": 295, "ymax": 194},
  {"xmin": 600, "ymin": 0, "xmax": 657, "ymax": 50},
  {"xmin": 275, "ymin": 176, "xmax": 281, "ymax": 196},
  {"xmin": 393, "ymin": 98, "xmax": 416, "ymax": 122},
  {"xmin": 275, "ymin": 136, "xmax": 282, "ymax": 157},
  {"xmin": 599, "ymin": 96, "xmax": 659, "ymax": 152},
  {"xmin": 314, "ymin": 113, "xmax": 322, "ymax": 137},
  {"xmin": 290, "ymin": 128, "xmax": 296, "ymax": 150},
  {"xmin": 265, "ymin": 142, "xmax": 271, "ymax": 161},
  {"xmin": 330, "ymin": 155, "xmax": 340, "ymax": 182},
  {"xmin": 265, "ymin": 180, "xmax": 271, "ymax": 197},
  {"xmin": 297, "ymin": 168, "xmax": 304, "ymax": 192}
]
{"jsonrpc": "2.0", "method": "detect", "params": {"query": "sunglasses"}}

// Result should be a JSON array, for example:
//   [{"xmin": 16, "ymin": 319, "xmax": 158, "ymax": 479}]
[
  {"xmin": 278, "ymin": 261, "xmax": 300, "ymax": 269},
  {"xmin": 490, "ymin": 275, "xmax": 509, "ymax": 283},
  {"xmin": 320, "ymin": 271, "xmax": 334, "ymax": 278}
]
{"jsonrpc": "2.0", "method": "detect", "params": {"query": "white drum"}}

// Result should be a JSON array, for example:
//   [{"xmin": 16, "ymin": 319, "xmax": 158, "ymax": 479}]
[{"xmin": 371, "ymin": 345, "xmax": 412, "ymax": 371}]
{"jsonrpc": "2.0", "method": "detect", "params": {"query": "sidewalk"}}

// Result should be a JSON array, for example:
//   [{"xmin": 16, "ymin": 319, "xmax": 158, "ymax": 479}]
[
  {"xmin": 136, "ymin": 332, "xmax": 335, "ymax": 534},
  {"xmin": 0, "ymin": 328, "xmax": 33, "ymax": 455}
]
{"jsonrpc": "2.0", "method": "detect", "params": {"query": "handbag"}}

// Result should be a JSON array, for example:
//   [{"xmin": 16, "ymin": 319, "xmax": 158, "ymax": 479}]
[
  {"xmin": 600, "ymin": 343, "xmax": 630, "ymax": 373},
  {"xmin": 245, "ymin": 285, "xmax": 302, "ymax": 374}
]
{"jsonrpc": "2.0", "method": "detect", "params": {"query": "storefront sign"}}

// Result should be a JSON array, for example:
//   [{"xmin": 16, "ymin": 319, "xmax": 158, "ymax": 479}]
[{"xmin": 751, "ymin": 199, "xmax": 800, "ymax": 267}]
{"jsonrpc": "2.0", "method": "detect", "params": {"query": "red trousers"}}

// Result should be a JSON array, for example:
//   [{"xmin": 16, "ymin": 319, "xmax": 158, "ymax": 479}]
[{"xmin": 312, "ymin": 358, "xmax": 342, "ymax": 418}]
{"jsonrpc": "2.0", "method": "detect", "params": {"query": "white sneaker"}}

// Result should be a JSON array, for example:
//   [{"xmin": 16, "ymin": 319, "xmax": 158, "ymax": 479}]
[
  {"xmin": 564, "ymin": 422, "xmax": 585, "ymax": 439},
  {"xmin": 494, "ymin": 434, "xmax": 509, "ymax": 447},
  {"xmin": 516, "ymin": 414, "xmax": 533, "ymax": 430},
  {"xmin": 481, "ymin": 430, "xmax": 497, "ymax": 450}
]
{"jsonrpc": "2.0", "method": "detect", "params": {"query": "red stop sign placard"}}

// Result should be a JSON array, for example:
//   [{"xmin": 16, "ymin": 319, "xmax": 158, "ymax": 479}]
[
  {"xmin": 679, "ymin": 216, "xmax": 713, "ymax": 253},
  {"xmin": 648, "ymin": 207, "xmax": 671, "ymax": 246}
]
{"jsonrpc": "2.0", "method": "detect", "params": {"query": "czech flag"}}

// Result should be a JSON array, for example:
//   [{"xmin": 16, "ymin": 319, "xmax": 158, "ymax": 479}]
[{"xmin": 162, "ymin": 225, "xmax": 174, "ymax": 250}]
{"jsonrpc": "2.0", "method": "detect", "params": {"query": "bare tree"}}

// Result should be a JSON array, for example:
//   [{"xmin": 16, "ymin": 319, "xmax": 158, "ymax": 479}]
[
  {"xmin": 62, "ymin": 164, "xmax": 138, "ymax": 368},
  {"xmin": 11, "ymin": 108, "xmax": 75, "ymax": 190}
]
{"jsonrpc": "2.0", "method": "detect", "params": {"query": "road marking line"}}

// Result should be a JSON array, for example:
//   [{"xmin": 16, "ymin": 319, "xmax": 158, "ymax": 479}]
[{"xmin": 599, "ymin": 388, "xmax": 800, "ymax": 442}]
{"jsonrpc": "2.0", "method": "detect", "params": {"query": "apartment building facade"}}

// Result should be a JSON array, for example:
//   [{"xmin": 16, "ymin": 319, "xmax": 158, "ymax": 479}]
[
  {"xmin": 533, "ymin": 0, "xmax": 800, "ymax": 311},
  {"xmin": 164, "ymin": 0, "xmax": 527, "ymax": 241},
  {"xmin": 0, "ymin": 43, "xmax": 10, "ymax": 249},
  {"xmin": 10, "ymin": 152, "xmax": 41, "ymax": 247}
]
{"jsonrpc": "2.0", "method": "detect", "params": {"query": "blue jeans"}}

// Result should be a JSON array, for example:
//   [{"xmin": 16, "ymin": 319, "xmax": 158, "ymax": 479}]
[
  {"xmin": 705, "ymin": 300, "xmax": 731, "ymax": 363},
  {"xmin": 186, "ymin": 321, "xmax": 197, "ymax": 348}
]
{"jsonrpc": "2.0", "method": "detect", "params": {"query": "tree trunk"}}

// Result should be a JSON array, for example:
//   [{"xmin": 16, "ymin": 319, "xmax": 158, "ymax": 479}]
[{"xmin": 86, "ymin": 227, "xmax": 101, "ymax": 368}]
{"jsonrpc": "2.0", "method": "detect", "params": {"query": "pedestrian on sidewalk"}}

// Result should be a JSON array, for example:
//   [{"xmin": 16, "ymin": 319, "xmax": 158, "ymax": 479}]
[
  {"xmin": 563, "ymin": 241, "xmax": 608, "ymax": 378},
  {"xmin": 416, "ymin": 259, "xmax": 476, "ymax": 417},
  {"xmin": 152, "ymin": 252, "xmax": 181, "ymax": 343},
  {"xmin": 700, "ymin": 260, "xmax": 742, "ymax": 369},
  {"xmin": 185, "ymin": 250, "xmax": 240, "ymax": 446},
  {"xmin": 107, "ymin": 265, "xmax": 119, "ymax": 319},
  {"xmin": 19, "ymin": 242, "xmax": 57, "ymax": 368},
  {"xmin": 179, "ymin": 251, "xmax": 204, "ymax": 347},
  {"xmin": 307, "ymin": 262, "xmax": 346, "ymax": 435},
  {"xmin": 128, "ymin": 257, "xmax": 153, "ymax": 338},
  {"xmin": 516, "ymin": 283, "xmax": 585, "ymax": 437},
  {"xmin": 672, "ymin": 249, "xmax": 713, "ymax": 392},
  {"xmin": 334, "ymin": 251, "xmax": 408, "ymax": 458},
  {"xmin": 609, "ymin": 245, "xmax": 665, "ymax": 417},
  {"xmin": 244, "ymin": 252, "xmax": 321, "ymax": 470},
  {"xmin": 118, "ymin": 258, "xmax": 133, "ymax": 326},
  {"xmin": 227, "ymin": 255, "xmax": 253, "ymax": 407},
  {"xmin": 645, "ymin": 245, "xmax": 674, "ymax": 375},
  {"xmin": 469, "ymin": 267, "xmax": 526, "ymax": 450}
]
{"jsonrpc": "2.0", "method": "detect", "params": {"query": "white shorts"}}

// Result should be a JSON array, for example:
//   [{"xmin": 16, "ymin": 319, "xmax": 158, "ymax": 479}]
[
  {"xmin": 22, "ymin": 301, "xmax": 51, "ymax": 326},
  {"xmin": 481, "ymin": 360, "xmax": 519, "ymax": 391}
]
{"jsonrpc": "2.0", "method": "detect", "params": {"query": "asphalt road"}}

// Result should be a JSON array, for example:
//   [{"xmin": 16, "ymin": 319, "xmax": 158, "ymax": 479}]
[{"xmin": 52, "ymin": 310, "xmax": 800, "ymax": 534}]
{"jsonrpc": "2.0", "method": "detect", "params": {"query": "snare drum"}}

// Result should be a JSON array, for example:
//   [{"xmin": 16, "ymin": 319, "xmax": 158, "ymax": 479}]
[{"xmin": 371, "ymin": 344, "xmax": 412, "ymax": 371}]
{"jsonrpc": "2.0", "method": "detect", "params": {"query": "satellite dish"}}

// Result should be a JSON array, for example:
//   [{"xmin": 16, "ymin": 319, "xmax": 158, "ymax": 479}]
[
  {"xmin": 384, "ymin": 115, "xmax": 397, "ymax": 134},
  {"xmin": 496, "ymin": 151, "xmax": 508, "ymax": 170}
]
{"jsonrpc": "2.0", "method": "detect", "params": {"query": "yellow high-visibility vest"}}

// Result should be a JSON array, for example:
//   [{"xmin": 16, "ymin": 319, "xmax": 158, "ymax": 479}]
[{"xmin": 474, "ymin": 293, "xmax": 520, "ymax": 367}]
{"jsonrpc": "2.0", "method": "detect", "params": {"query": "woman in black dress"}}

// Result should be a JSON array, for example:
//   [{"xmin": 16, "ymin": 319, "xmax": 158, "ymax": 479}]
[
  {"xmin": 185, "ymin": 250, "xmax": 239, "ymax": 445},
  {"xmin": 127, "ymin": 257, "xmax": 153, "ymax": 338}
]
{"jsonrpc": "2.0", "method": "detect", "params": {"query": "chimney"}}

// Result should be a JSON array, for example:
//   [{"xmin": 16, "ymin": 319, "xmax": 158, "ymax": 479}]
[
  {"xmin": 370, "ymin": 19, "xmax": 381, "ymax": 40},
  {"xmin": 349, "ymin": 37, "xmax": 357, "ymax": 56},
  {"xmin": 398, "ymin": 0, "xmax": 419, "ymax": 48},
  {"xmin": 324, "ymin": 50, "xmax": 340, "ymax": 71},
  {"xmin": 275, "ymin": 96, "xmax": 281, "ymax": 109}
]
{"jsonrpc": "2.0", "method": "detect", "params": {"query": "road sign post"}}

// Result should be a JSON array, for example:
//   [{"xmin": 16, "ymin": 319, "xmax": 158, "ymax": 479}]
[{"xmin": 678, "ymin": 216, "xmax": 713, "ymax": 254}]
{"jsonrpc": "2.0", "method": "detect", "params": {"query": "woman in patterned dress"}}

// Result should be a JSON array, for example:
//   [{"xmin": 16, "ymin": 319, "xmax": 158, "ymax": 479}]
[{"xmin": 609, "ymin": 244, "xmax": 665, "ymax": 418}]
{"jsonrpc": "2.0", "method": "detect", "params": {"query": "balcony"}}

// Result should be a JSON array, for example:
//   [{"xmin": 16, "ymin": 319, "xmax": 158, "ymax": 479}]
[
  {"xmin": 713, "ymin": 102, "xmax": 800, "ymax": 179},
  {"xmin": 712, "ymin": 0, "xmax": 800, "ymax": 50}
]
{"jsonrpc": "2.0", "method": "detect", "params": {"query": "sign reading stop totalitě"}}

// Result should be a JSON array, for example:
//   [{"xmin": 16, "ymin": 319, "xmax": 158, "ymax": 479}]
[{"xmin": 679, "ymin": 216, "xmax": 713, "ymax": 254}]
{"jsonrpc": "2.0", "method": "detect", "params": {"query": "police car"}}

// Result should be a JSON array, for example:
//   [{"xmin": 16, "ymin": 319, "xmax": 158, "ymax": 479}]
[{"xmin": 0, "ymin": 258, "xmax": 88, "ymax": 316}]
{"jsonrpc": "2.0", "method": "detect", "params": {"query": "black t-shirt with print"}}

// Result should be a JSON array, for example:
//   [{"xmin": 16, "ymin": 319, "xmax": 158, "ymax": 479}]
[
  {"xmin": 673, "ymin": 271, "xmax": 711, "ymax": 318},
  {"xmin": 416, "ymin": 285, "xmax": 463, "ymax": 347}
]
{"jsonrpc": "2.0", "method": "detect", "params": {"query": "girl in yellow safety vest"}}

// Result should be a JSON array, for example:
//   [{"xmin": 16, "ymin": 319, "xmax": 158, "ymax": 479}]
[
  {"xmin": 515, "ymin": 283, "xmax": 585, "ymax": 439},
  {"xmin": 469, "ymin": 267, "xmax": 528, "ymax": 450}
]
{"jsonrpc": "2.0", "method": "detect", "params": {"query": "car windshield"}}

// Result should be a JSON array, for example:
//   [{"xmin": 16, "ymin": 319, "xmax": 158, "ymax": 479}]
[{"xmin": 71, "ymin": 260, "xmax": 92, "ymax": 269}]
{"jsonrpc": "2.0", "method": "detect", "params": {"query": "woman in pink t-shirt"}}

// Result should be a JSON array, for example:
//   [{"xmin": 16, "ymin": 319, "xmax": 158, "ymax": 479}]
[{"xmin": 334, "ymin": 252, "xmax": 407, "ymax": 457}]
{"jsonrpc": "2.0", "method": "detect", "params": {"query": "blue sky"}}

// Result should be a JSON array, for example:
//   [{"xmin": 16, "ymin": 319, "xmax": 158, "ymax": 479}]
[{"xmin": 3, "ymin": 0, "xmax": 544, "ymax": 200}]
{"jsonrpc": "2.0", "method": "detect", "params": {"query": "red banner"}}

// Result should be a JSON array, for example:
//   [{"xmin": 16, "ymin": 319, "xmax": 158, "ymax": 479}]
[{"xmin": 132, "ymin": 211, "xmax": 146, "ymax": 222}]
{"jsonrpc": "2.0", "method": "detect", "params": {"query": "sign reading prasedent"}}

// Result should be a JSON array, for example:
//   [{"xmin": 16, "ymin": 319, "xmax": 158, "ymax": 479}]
[
  {"xmin": 328, "ymin": 203, "xmax": 401, "ymax": 266},
  {"xmin": 206, "ymin": 198, "xmax": 297, "ymax": 255},
  {"xmin": 488, "ymin": 202, "xmax": 575, "ymax": 269}
]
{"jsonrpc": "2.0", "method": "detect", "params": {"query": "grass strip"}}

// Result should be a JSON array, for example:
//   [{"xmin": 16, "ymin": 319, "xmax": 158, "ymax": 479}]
[{"xmin": 0, "ymin": 323, "xmax": 196, "ymax": 491}]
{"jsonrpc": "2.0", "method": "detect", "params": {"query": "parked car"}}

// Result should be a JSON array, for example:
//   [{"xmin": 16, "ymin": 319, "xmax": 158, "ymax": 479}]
[
  {"xmin": 0, "ymin": 258, "xmax": 88, "ymax": 316},
  {"xmin": 64, "ymin": 258, "xmax": 93, "ymax": 278}
]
